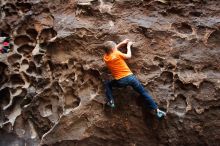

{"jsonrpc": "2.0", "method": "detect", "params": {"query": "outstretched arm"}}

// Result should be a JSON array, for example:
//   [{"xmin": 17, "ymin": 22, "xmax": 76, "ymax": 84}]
[
  {"xmin": 115, "ymin": 39, "xmax": 129, "ymax": 50},
  {"xmin": 119, "ymin": 42, "xmax": 133, "ymax": 59}
]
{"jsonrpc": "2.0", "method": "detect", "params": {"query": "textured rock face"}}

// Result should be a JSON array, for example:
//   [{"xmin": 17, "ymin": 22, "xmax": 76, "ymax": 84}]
[{"xmin": 0, "ymin": 0, "xmax": 220, "ymax": 145}]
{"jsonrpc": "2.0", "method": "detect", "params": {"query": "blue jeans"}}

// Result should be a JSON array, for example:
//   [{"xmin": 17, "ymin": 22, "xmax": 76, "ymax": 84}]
[{"xmin": 105, "ymin": 75, "xmax": 158, "ymax": 109}]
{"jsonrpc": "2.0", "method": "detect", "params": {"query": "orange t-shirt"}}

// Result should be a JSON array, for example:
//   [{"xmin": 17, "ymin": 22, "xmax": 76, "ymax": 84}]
[{"xmin": 103, "ymin": 50, "xmax": 133, "ymax": 80}]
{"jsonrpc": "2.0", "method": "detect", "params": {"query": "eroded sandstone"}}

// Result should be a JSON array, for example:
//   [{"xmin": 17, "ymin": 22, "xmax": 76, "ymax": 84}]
[{"xmin": 0, "ymin": 0, "xmax": 220, "ymax": 146}]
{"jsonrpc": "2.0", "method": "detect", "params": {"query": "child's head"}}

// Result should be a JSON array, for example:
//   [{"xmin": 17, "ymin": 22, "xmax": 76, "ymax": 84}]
[{"xmin": 103, "ymin": 41, "xmax": 116, "ymax": 54}]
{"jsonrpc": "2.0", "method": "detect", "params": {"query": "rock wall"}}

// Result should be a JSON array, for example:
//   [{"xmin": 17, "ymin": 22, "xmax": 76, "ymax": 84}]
[{"xmin": 0, "ymin": 0, "xmax": 220, "ymax": 146}]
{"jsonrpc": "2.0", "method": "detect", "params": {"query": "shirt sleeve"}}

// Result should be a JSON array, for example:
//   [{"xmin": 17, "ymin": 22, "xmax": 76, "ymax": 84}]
[{"xmin": 116, "ymin": 50, "xmax": 126, "ymax": 59}]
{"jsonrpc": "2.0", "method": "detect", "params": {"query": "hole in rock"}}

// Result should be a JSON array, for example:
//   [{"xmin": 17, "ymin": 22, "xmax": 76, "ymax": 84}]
[
  {"xmin": 17, "ymin": 44, "xmax": 35, "ymax": 55},
  {"xmin": 33, "ymin": 54, "xmax": 43, "ymax": 65},
  {"xmin": 0, "ymin": 22, "xmax": 11, "ymax": 34},
  {"xmin": 21, "ymin": 59, "xmax": 29, "ymax": 71},
  {"xmin": 173, "ymin": 54, "xmax": 180, "ymax": 59},
  {"xmin": 140, "ymin": 64, "xmax": 160, "ymax": 75},
  {"xmin": 169, "ymin": 94, "xmax": 187, "ymax": 115},
  {"xmin": 39, "ymin": 28, "xmax": 57, "ymax": 43},
  {"xmin": 0, "ymin": 129, "xmax": 25, "ymax": 146},
  {"xmin": 20, "ymin": 61, "xmax": 29, "ymax": 72},
  {"xmin": 26, "ymin": 61, "xmax": 37, "ymax": 74},
  {"xmin": 0, "ymin": 62, "xmax": 8, "ymax": 72},
  {"xmin": 153, "ymin": 56, "xmax": 164, "ymax": 68},
  {"xmin": 160, "ymin": 71, "xmax": 173, "ymax": 84},
  {"xmin": 207, "ymin": 30, "xmax": 220, "ymax": 47},
  {"xmin": 14, "ymin": 35, "xmax": 32, "ymax": 46},
  {"xmin": 42, "ymin": 7, "xmax": 50, "ymax": 13},
  {"xmin": 72, "ymin": 99, "xmax": 80, "ymax": 108},
  {"xmin": 3, "ymin": 93, "xmax": 25, "ymax": 125},
  {"xmin": 12, "ymin": 62, "xmax": 20, "ymax": 71},
  {"xmin": 201, "ymin": 64, "xmax": 219, "ymax": 72},
  {"xmin": 26, "ymin": 28, "xmax": 38, "ymax": 39},
  {"xmin": 35, "ymin": 78, "xmax": 51, "ymax": 89},
  {"xmin": 13, "ymin": 115, "xmax": 26, "ymax": 137},
  {"xmin": 196, "ymin": 25, "xmax": 207, "ymax": 37},
  {"xmin": 38, "ymin": 95, "xmax": 60, "ymax": 122},
  {"xmin": 15, "ymin": 2, "xmax": 32, "ymax": 13},
  {"xmin": 167, "ymin": 7, "xmax": 183, "ymax": 15},
  {"xmin": 167, "ymin": 62, "xmax": 176, "ymax": 70},
  {"xmin": 173, "ymin": 22, "xmax": 193, "ymax": 34},
  {"xmin": 175, "ymin": 79, "xmax": 197, "ymax": 91},
  {"xmin": 10, "ymin": 87, "xmax": 25, "ymax": 96},
  {"xmin": 64, "ymin": 88, "xmax": 81, "ymax": 109},
  {"xmin": 3, "ymin": 3, "xmax": 16, "ymax": 10},
  {"xmin": 9, "ymin": 89, "xmax": 27, "ymax": 111},
  {"xmin": 136, "ymin": 26, "xmax": 152, "ymax": 38},
  {"xmin": 44, "ymin": 104, "xmax": 53, "ymax": 117},
  {"xmin": 7, "ymin": 53, "xmax": 22, "ymax": 64},
  {"xmin": 36, "ymin": 67, "xmax": 42, "ymax": 75},
  {"xmin": 21, "ymin": 59, "xmax": 28, "ymax": 65},
  {"xmin": 0, "ymin": 88, "xmax": 11, "ymax": 108},
  {"xmin": 10, "ymin": 74, "xmax": 25, "ymax": 86},
  {"xmin": 51, "ymin": 82, "xmax": 63, "ymax": 94},
  {"xmin": 66, "ymin": 95, "xmax": 81, "ymax": 109},
  {"xmin": 189, "ymin": 11, "xmax": 202, "ymax": 17},
  {"xmin": 16, "ymin": 23, "xmax": 29, "ymax": 35},
  {"xmin": 2, "ymin": 3, "xmax": 17, "ymax": 16},
  {"xmin": 20, "ymin": 95, "xmax": 32, "ymax": 108},
  {"xmin": 0, "ymin": 62, "xmax": 8, "ymax": 85},
  {"xmin": 171, "ymin": 36, "xmax": 186, "ymax": 48},
  {"xmin": 22, "ymin": 72, "xmax": 30, "ymax": 84}
]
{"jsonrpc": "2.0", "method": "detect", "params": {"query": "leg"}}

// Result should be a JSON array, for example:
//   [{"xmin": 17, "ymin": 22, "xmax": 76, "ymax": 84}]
[
  {"xmin": 104, "ymin": 77, "xmax": 130, "ymax": 107},
  {"xmin": 104, "ymin": 80, "xmax": 114, "ymax": 103},
  {"xmin": 129, "ymin": 76, "xmax": 158, "ymax": 110}
]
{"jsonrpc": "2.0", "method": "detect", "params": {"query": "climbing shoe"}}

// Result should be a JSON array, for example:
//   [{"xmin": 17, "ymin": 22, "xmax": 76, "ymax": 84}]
[
  {"xmin": 106, "ymin": 100, "xmax": 115, "ymax": 108},
  {"xmin": 156, "ymin": 109, "xmax": 166, "ymax": 118}
]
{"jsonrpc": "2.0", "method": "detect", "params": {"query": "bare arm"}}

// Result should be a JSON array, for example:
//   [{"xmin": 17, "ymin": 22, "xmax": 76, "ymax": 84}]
[
  {"xmin": 119, "ymin": 42, "xmax": 133, "ymax": 59},
  {"xmin": 115, "ymin": 39, "xmax": 129, "ymax": 50}
]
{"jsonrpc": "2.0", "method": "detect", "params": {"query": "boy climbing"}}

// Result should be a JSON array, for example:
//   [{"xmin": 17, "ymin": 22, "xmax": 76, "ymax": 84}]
[{"xmin": 103, "ymin": 39, "xmax": 166, "ymax": 118}]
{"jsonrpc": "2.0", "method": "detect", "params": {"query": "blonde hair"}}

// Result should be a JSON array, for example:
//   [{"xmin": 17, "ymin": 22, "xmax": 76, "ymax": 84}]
[{"xmin": 103, "ymin": 41, "xmax": 116, "ymax": 53}]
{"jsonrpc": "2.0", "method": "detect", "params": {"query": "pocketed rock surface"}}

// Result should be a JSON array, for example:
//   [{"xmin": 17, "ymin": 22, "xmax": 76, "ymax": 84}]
[{"xmin": 0, "ymin": 0, "xmax": 220, "ymax": 146}]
